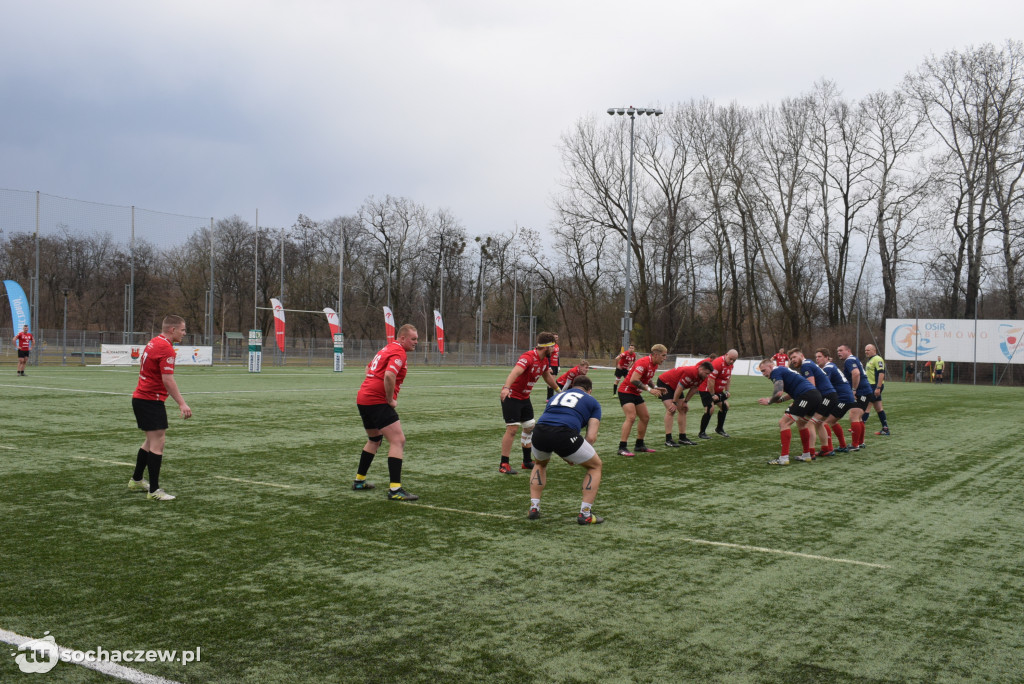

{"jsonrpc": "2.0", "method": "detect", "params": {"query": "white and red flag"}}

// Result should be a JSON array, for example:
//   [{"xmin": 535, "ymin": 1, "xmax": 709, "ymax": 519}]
[
  {"xmin": 270, "ymin": 298, "xmax": 286, "ymax": 351},
  {"xmin": 433, "ymin": 309, "xmax": 445, "ymax": 354},
  {"xmin": 383, "ymin": 306, "xmax": 396, "ymax": 343},
  {"xmin": 323, "ymin": 307, "xmax": 341, "ymax": 335}
]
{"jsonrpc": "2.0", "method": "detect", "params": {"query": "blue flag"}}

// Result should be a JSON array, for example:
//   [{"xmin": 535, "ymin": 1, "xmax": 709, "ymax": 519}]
[{"xmin": 3, "ymin": 280, "xmax": 31, "ymax": 332}]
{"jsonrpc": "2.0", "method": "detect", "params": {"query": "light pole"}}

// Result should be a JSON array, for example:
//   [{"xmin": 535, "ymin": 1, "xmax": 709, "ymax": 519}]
[
  {"xmin": 62, "ymin": 289, "xmax": 68, "ymax": 366},
  {"xmin": 607, "ymin": 105, "xmax": 662, "ymax": 351},
  {"xmin": 974, "ymin": 285, "xmax": 983, "ymax": 385}
]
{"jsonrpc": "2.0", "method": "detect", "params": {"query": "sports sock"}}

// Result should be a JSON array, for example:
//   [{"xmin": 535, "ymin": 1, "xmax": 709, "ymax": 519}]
[
  {"xmin": 878, "ymin": 410, "xmax": 888, "ymax": 429},
  {"xmin": 863, "ymin": 412, "xmax": 871, "ymax": 424},
  {"xmin": 799, "ymin": 428, "xmax": 811, "ymax": 454},
  {"xmin": 832, "ymin": 423, "xmax": 847, "ymax": 447},
  {"xmin": 580, "ymin": 502, "xmax": 592, "ymax": 516},
  {"xmin": 357, "ymin": 450, "xmax": 375, "ymax": 477},
  {"xmin": 522, "ymin": 446, "xmax": 533, "ymax": 464},
  {"xmin": 716, "ymin": 406, "xmax": 728, "ymax": 431},
  {"xmin": 679, "ymin": 433, "xmax": 687, "ymax": 441},
  {"xmin": 619, "ymin": 441, "xmax": 627, "ymax": 451},
  {"xmin": 780, "ymin": 430, "xmax": 791, "ymax": 457},
  {"xmin": 666, "ymin": 433, "xmax": 673, "ymax": 442},
  {"xmin": 148, "ymin": 452, "xmax": 163, "ymax": 492},
  {"xmin": 530, "ymin": 498, "xmax": 540, "ymax": 508},
  {"xmin": 853, "ymin": 422, "xmax": 864, "ymax": 447},
  {"xmin": 699, "ymin": 413, "xmax": 712, "ymax": 434},
  {"xmin": 387, "ymin": 457, "xmax": 403, "ymax": 488},
  {"xmin": 500, "ymin": 455, "xmax": 511, "ymax": 465},
  {"xmin": 132, "ymin": 449, "xmax": 149, "ymax": 481},
  {"xmin": 635, "ymin": 439, "xmax": 646, "ymax": 449}
]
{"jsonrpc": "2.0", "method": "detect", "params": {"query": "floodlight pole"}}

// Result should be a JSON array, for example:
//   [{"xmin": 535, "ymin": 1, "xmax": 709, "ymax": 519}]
[{"xmin": 607, "ymin": 105, "xmax": 662, "ymax": 351}]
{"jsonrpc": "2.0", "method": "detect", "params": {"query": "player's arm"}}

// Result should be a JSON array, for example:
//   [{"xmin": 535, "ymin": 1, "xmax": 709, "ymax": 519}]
[
  {"xmin": 875, "ymin": 363, "xmax": 885, "ymax": 393},
  {"xmin": 683, "ymin": 386, "xmax": 698, "ymax": 403},
  {"xmin": 584, "ymin": 417, "xmax": 600, "ymax": 445},
  {"xmin": 850, "ymin": 365, "xmax": 862, "ymax": 391},
  {"xmin": 672, "ymin": 381, "xmax": 685, "ymax": 403},
  {"xmin": 501, "ymin": 365, "xmax": 525, "ymax": 400},
  {"xmin": 384, "ymin": 370, "xmax": 398, "ymax": 407},
  {"xmin": 758, "ymin": 380, "xmax": 788, "ymax": 405},
  {"xmin": 161, "ymin": 373, "xmax": 192, "ymax": 419},
  {"xmin": 629, "ymin": 368, "xmax": 662, "ymax": 397}
]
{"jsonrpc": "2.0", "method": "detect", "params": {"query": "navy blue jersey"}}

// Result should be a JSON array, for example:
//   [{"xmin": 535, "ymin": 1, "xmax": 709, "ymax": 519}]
[
  {"xmin": 843, "ymin": 355, "xmax": 872, "ymax": 395},
  {"xmin": 769, "ymin": 365, "xmax": 815, "ymax": 398},
  {"xmin": 799, "ymin": 360, "xmax": 835, "ymax": 395},
  {"xmin": 822, "ymin": 362, "xmax": 856, "ymax": 402},
  {"xmin": 538, "ymin": 388, "xmax": 602, "ymax": 431}
]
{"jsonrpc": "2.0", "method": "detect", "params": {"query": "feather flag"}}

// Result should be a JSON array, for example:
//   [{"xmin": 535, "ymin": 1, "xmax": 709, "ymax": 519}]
[
  {"xmin": 323, "ymin": 307, "xmax": 341, "ymax": 335},
  {"xmin": 433, "ymin": 309, "xmax": 445, "ymax": 354},
  {"xmin": 383, "ymin": 306, "xmax": 396, "ymax": 343},
  {"xmin": 270, "ymin": 298, "xmax": 286, "ymax": 351},
  {"xmin": 3, "ymin": 280, "xmax": 30, "ymax": 332}
]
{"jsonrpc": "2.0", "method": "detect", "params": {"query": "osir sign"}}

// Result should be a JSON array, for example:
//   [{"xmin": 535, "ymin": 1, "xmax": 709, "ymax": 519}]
[{"xmin": 884, "ymin": 319, "xmax": 1024, "ymax": 364}]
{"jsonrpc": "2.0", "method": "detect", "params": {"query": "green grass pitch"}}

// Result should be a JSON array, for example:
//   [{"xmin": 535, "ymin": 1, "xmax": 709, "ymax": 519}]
[{"xmin": 2, "ymin": 365, "xmax": 1024, "ymax": 682}]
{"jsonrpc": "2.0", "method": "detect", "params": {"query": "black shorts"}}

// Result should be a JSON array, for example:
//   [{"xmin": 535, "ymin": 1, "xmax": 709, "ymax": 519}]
[
  {"xmin": 817, "ymin": 392, "xmax": 839, "ymax": 417},
  {"xmin": 17, "ymin": 349, "xmax": 29, "ymax": 358},
  {"xmin": 531, "ymin": 424, "xmax": 585, "ymax": 458},
  {"xmin": 618, "ymin": 391, "xmax": 644, "ymax": 406},
  {"xmin": 786, "ymin": 389, "xmax": 822, "ymax": 418},
  {"xmin": 614, "ymin": 367, "xmax": 629, "ymax": 379},
  {"xmin": 828, "ymin": 395, "xmax": 853, "ymax": 419},
  {"xmin": 656, "ymin": 379, "xmax": 675, "ymax": 400},
  {"xmin": 854, "ymin": 393, "xmax": 870, "ymax": 411},
  {"xmin": 700, "ymin": 391, "xmax": 724, "ymax": 408},
  {"xmin": 501, "ymin": 396, "xmax": 534, "ymax": 425},
  {"xmin": 133, "ymin": 398, "xmax": 168, "ymax": 432},
  {"xmin": 358, "ymin": 402, "xmax": 400, "ymax": 431}
]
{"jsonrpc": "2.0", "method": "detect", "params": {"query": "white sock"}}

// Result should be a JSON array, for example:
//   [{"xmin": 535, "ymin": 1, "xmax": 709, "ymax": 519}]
[
  {"xmin": 580, "ymin": 502, "xmax": 592, "ymax": 516},
  {"xmin": 530, "ymin": 498, "xmax": 540, "ymax": 509}
]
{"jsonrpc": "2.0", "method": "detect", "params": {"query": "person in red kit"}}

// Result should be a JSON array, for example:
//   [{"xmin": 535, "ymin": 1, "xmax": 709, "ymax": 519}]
[
  {"xmin": 13, "ymin": 324, "xmax": 33, "ymax": 376},
  {"xmin": 773, "ymin": 348, "xmax": 789, "ymax": 368},
  {"xmin": 353, "ymin": 324, "xmax": 420, "ymax": 500},
  {"xmin": 616, "ymin": 344, "xmax": 668, "ymax": 456},
  {"xmin": 556, "ymin": 359, "xmax": 589, "ymax": 390},
  {"xmin": 697, "ymin": 349, "xmax": 738, "ymax": 439},
  {"xmin": 612, "ymin": 343, "xmax": 637, "ymax": 396},
  {"xmin": 655, "ymin": 360, "xmax": 714, "ymax": 447},
  {"xmin": 498, "ymin": 332, "xmax": 560, "ymax": 474},
  {"xmin": 546, "ymin": 334, "xmax": 561, "ymax": 400},
  {"xmin": 129, "ymin": 315, "xmax": 192, "ymax": 501}
]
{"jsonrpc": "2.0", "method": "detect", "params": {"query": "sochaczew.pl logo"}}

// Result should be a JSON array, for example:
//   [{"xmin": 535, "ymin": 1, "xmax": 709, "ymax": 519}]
[{"xmin": 11, "ymin": 631, "xmax": 202, "ymax": 673}]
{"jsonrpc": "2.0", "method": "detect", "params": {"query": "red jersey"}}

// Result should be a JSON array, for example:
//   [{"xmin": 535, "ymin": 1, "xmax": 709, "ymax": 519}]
[
  {"xmin": 549, "ymin": 344, "xmax": 560, "ymax": 368},
  {"xmin": 14, "ymin": 332, "xmax": 34, "ymax": 351},
  {"xmin": 615, "ymin": 349, "xmax": 636, "ymax": 370},
  {"xmin": 508, "ymin": 349, "xmax": 550, "ymax": 400},
  {"xmin": 699, "ymin": 355, "xmax": 734, "ymax": 393},
  {"xmin": 658, "ymin": 364, "xmax": 703, "ymax": 391},
  {"xmin": 357, "ymin": 341, "xmax": 408, "ymax": 405},
  {"xmin": 133, "ymin": 335, "xmax": 176, "ymax": 402},
  {"xmin": 773, "ymin": 352, "xmax": 789, "ymax": 367},
  {"xmin": 556, "ymin": 364, "xmax": 586, "ymax": 387},
  {"xmin": 618, "ymin": 355, "xmax": 661, "ymax": 395}
]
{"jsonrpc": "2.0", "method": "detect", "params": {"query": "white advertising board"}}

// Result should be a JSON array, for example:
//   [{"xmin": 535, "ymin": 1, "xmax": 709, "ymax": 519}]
[
  {"xmin": 884, "ymin": 319, "xmax": 1024, "ymax": 364},
  {"xmin": 100, "ymin": 344, "xmax": 214, "ymax": 366}
]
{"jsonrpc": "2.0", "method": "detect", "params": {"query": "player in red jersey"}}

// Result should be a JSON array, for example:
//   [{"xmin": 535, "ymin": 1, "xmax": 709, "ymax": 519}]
[
  {"xmin": 773, "ymin": 348, "xmax": 789, "ymax": 368},
  {"xmin": 656, "ymin": 360, "xmax": 714, "ymax": 447},
  {"xmin": 556, "ymin": 359, "xmax": 589, "ymax": 389},
  {"xmin": 13, "ymin": 324, "xmax": 33, "ymax": 376},
  {"xmin": 129, "ymin": 315, "xmax": 192, "ymax": 501},
  {"xmin": 697, "ymin": 349, "xmax": 738, "ymax": 439},
  {"xmin": 498, "ymin": 332, "xmax": 560, "ymax": 474},
  {"xmin": 612, "ymin": 343, "xmax": 637, "ymax": 396},
  {"xmin": 546, "ymin": 334, "xmax": 561, "ymax": 399},
  {"xmin": 353, "ymin": 324, "xmax": 420, "ymax": 500},
  {"xmin": 616, "ymin": 344, "xmax": 668, "ymax": 456}
]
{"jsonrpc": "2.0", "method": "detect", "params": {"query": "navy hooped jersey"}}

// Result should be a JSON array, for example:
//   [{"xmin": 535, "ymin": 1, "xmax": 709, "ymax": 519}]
[
  {"xmin": 538, "ymin": 388, "xmax": 602, "ymax": 432},
  {"xmin": 769, "ymin": 365, "xmax": 815, "ymax": 398},
  {"xmin": 822, "ymin": 362, "xmax": 856, "ymax": 402},
  {"xmin": 843, "ymin": 355, "xmax": 872, "ymax": 395},
  {"xmin": 799, "ymin": 360, "xmax": 835, "ymax": 395}
]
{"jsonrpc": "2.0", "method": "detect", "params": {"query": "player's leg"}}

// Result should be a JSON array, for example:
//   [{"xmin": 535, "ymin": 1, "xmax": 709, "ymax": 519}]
[
  {"xmin": 527, "ymin": 458, "xmax": 548, "ymax": 519},
  {"xmin": 676, "ymin": 401, "xmax": 694, "ymax": 444},
  {"xmin": 618, "ymin": 399, "xmax": 637, "ymax": 456},
  {"xmin": 770, "ymin": 413, "xmax": 796, "ymax": 465},
  {"xmin": 562, "ymin": 439, "xmax": 603, "ymax": 524},
  {"xmin": 698, "ymin": 392, "xmax": 714, "ymax": 438},
  {"xmin": 662, "ymin": 395, "xmax": 679, "ymax": 447},
  {"xmin": 872, "ymin": 397, "xmax": 890, "ymax": 434},
  {"xmin": 520, "ymin": 417, "xmax": 537, "ymax": 470},
  {"xmin": 379, "ymin": 420, "xmax": 417, "ymax": 500},
  {"xmin": 634, "ymin": 402, "xmax": 653, "ymax": 452},
  {"xmin": 715, "ymin": 399, "xmax": 730, "ymax": 436}
]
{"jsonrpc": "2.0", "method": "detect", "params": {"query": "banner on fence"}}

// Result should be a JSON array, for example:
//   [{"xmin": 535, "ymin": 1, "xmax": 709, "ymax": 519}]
[
  {"xmin": 884, "ymin": 319, "xmax": 1024, "ymax": 364},
  {"xmin": 100, "ymin": 345, "xmax": 213, "ymax": 366}
]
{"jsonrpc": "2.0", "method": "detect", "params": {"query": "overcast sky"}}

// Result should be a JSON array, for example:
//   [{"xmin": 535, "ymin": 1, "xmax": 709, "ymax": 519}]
[{"xmin": 2, "ymin": 0, "xmax": 1022, "ymax": 239}]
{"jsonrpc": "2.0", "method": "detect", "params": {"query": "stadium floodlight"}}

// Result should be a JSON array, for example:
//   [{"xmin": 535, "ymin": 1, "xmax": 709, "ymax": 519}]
[{"xmin": 607, "ymin": 104, "xmax": 663, "ymax": 350}]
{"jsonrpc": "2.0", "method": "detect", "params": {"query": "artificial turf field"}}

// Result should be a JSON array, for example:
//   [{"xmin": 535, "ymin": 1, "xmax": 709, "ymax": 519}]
[{"xmin": 2, "ymin": 365, "xmax": 1024, "ymax": 683}]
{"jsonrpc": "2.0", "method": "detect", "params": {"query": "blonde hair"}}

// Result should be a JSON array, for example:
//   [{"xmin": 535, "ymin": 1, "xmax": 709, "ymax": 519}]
[{"xmin": 651, "ymin": 344, "xmax": 668, "ymax": 354}]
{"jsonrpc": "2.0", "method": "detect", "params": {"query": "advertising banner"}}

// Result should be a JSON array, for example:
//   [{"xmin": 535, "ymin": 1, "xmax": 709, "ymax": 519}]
[
  {"xmin": 248, "ymin": 329, "xmax": 262, "ymax": 373},
  {"xmin": 101, "ymin": 345, "xmax": 214, "ymax": 366},
  {"xmin": 884, "ymin": 319, "xmax": 1024, "ymax": 364}
]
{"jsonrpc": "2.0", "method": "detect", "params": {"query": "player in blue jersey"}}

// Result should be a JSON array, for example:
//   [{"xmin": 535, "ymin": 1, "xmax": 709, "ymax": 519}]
[
  {"xmin": 814, "ymin": 348, "xmax": 857, "ymax": 453},
  {"xmin": 758, "ymin": 359, "xmax": 821, "ymax": 465},
  {"xmin": 788, "ymin": 348, "xmax": 836, "ymax": 457},
  {"xmin": 527, "ymin": 375, "xmax": 605, "ymax": 525},
  {"xmin": 837, "ymin": 344, "xmax": 871, "ymax": 450}
]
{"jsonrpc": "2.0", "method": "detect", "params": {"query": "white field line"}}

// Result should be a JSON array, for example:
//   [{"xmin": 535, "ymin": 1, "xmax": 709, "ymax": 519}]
[
  {"xmin": 66, "ymin": 458, "xmax": 888, "ymax": 568},
  {"xmin": 0, "ymin": 444, "xmax": 16, "ymax": 450},
  {"xmin": 0, "ymin": 628, "xmax": 184, "ymax": 684}
]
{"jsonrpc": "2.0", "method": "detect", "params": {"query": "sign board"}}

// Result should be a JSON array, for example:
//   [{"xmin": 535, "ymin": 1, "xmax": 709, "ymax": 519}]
[
  {"xmin": 101, "ymin": 344, "xmax": 213, "ymax": 366},
  {"xmin": 248, "ymin": 329, "xmax": 263, "ymax": 373},
  {"xmin": 884, "ymin": 319, "xmax": 1024, "ymax": 364},
  {"xmin": 333, "ymin": 332, "xmax": 345, "ymax": 372}
]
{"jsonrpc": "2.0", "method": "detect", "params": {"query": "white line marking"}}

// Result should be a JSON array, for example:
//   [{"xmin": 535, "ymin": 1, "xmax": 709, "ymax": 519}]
[
  {"xmin": 0, "ymin": 444, "xmax": 16, "ymax": 450},
  {"xmin": 0, "ymin": 628, "xmax": 184, "ymax": 684},
  {"xmin": 69, "ymin": 456, "xmax": 134, "ymax": 467},
  {"xmin": 677, "ymin": 536, "xmax": 890, "ymax": 569},
  {"xmin": 0, "ymin": 383, "xmax": 123, "ymax": 395},
  {"xmin": 211, "ymin": 476, "xmax": 294, "ymax": 489},
  {"xmin": 410, "ymin": 503, "xmax": 515, "ymax": 519}
]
